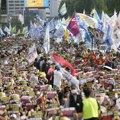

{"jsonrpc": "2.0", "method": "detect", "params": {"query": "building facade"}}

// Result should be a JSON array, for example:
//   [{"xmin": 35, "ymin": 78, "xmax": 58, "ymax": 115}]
[
  {"xmin": 7, "ymin": 0, "xmax": 24, "ymax": 16},
  {"xmin": 6, "ymin": 0, "xmax": 62, "ymax": 18},
  {"xmin": 0, "ymin": 0, "xmax": 62, "ymax": 24},
  {"xmin": 49, "ymin": 0, "xmax": 61, "ymax": 18}
]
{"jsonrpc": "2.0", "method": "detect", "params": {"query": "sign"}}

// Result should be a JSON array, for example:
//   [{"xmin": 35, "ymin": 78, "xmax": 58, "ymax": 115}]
[
  {"xmin": 8, "ymin": 104, "xmax": 20, "ymax": 113},
  {"xmin": 61, "ymin": 107, "xmax": 75, "ymax": 116},
  {"xmin": 26, "ymin": 44, "xmax": 38, "ymax": 63},
  {"xmin": 24, "ymin": 0, "xmax": 49, "ymax": 8},
  {"xmin": 47, "ymin": 92, "xmax": 57, "ymax": 98},
  {"xmin": 47, "ymin": 108, "xmax": 59, "ymax": 115}
]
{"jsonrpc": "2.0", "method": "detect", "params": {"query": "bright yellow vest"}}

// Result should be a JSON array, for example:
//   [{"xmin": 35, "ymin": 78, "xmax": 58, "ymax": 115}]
[{"xmin": 83, "ymin": 97, "xmax": 99, "ymax": 119}]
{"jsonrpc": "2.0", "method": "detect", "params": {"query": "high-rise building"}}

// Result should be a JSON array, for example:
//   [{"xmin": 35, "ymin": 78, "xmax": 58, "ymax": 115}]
[
  {"xmin": 0, "ymin": 0, "xmax": 7, "ymax": 24},
  {"xmin": 0, "ymin": 0, "xmax": 62, "ymax": 24},
  {"xmin": 7, "ymin": 0, "xmax": 24, "ymax": 16},
  {"xmin": 48, "ymin": 0, "xmax": 61, "ymax": 18}
]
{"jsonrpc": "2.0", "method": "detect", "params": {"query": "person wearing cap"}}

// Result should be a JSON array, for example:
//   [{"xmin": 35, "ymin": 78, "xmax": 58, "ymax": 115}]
[
  {"xmin": 78, "ymin": 87, "xmax": 100, "ymax": 120},
  {"xmin": 53, "ymin": 65, "xmax": 63, "ymax": 91}
]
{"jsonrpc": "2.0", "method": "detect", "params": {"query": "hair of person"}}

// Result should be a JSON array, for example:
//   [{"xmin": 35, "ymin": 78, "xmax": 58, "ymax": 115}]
[{"xmin": 83, "ymin": 87, "xmax": 91, "ymax": 98}]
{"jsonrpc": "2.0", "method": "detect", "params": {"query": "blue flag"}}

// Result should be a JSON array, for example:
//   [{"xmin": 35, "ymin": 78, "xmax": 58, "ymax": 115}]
[
  {"xmin": 93, "ymin": 9, "xmax": 103, "ymax": 32},
  {"xmin": 105, "ymin": 25, "xmax": 112, "ymax": 48},
  {"xmin": 76, "ymin": 14, "xmax": 91, "ymax": 43}
]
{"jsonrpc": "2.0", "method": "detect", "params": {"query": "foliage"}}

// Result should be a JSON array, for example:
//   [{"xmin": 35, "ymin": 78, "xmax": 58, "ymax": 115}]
[
  {"xmin": 11, "ymin": 17, "xmax": 21, "ymax": 30},
  {"xmin": 59, "ymin": 0, "xmax": 107, "ymax": 17},
  {"xmin": 106, "ymin": 0, "xmax": 120, "ymax": 16},
  {"xmin": 59, "ymin": 0, "xmax": 119, "ymax": 17},
  {"xmin": 0, "ymin": 9, "xmax": 1, "ymax": 19}
]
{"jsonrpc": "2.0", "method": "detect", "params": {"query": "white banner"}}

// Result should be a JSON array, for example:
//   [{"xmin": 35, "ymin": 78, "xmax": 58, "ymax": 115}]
[
  {"xmin": 61, "ymin": 68, "xmax": 79, "ymax": 89},
  {"xmin": 26, "ymin": 44, "xmax": 38, "ymax": 63}
]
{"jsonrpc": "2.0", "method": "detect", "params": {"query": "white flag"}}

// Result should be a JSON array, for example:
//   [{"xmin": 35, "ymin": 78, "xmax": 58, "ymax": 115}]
[
  {"xmin": 54, "ymin": 26, "xmax": 65, "ymax": 38},
  {"xmin": 59, "ymin": 3, "xmax": 67, "ymax": 16},
  {"xmin": 43, "ymin": 25, "xmax": 50, "ymax": 54},
  {"xmin": 19, "ymin": 14, "xmax": 24, "ymax": 25},
  {"xmin": 4, "ymin": 27, "xmax": 11, "ymax": 35},
  {"xmin": 0, "ymin": 28, "xmax": 5, "ymax": 36},
  {"xmin": 111, "ymin": 12, "xmax": 120, "ymax": 51},
  {"xmin": 26, "ymin": 44, "xmax": 38, "ymax": 63}
]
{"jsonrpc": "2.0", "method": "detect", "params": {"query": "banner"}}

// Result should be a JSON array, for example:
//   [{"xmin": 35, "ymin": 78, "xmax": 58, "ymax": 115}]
[
  {"xmin": 25, "ymin": 0, "xmax": 49, "ymax": 8},
  {"xmin": 26, "ymin": 44, "xmax": 38, "ymax": 63},
  {"xmin": 61, "ymin": 68, "xmax": 79, "ymax": 89}
]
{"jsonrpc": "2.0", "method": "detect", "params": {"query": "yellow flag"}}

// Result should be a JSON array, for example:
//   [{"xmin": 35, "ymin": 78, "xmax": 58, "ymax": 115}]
[
  {"xmin": 64, "ymin": 29, "xmax": 69, "ymax": 42},
  {"xmin": 90, "ymin": 9, "xmax": 94, "ymax": 17}
]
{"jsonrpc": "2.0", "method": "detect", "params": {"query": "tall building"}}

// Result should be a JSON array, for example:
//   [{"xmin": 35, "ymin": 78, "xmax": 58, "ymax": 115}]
[
  {"xmin": 49, "ymin": 0, "xmax": 61, "ymax": 18},
  {"xmin": 0, "ymin": 0, "xmax": 7, "ymax": 24},
  {"xmin": 7, "ymin": 0, "xmax": 24, "ymax": 16},
  {"xmin": 0, "ymin": 0, "xmax": 62, "ymax": 24}
]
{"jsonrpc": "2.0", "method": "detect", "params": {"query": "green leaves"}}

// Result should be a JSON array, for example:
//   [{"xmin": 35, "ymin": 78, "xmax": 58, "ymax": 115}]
[
  {"xmin": 60, "ymin": 0, "xmax": 119, "ymax": 17},
  {"xmin": 106, "ymin": 0, "xmax": 120, "ymax": 16}
]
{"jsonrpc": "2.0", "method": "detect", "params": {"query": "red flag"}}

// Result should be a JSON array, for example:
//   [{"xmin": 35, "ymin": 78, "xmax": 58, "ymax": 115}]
[
  {"xmin": 67, "ymin": 14, "xmax": 80, "ymax": 36},
  {"xmin": 52, "ymin": 53, "xmax": 76, "ymax": 76}
]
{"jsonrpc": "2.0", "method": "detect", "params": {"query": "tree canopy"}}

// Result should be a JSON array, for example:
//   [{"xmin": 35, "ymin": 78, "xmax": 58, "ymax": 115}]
[
  {"xmin": 59, "ymin": 0, "xmax": 119, "ymax": 17},
  {"xmin": 106, "ymin": 0, "xmax": 120, "ymax": 16}
]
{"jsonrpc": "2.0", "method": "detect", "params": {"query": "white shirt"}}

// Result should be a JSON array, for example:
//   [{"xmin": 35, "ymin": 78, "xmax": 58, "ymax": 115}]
[{"xmin": 53, "ymin": 70, "xmax": 63, "ymax": 87}]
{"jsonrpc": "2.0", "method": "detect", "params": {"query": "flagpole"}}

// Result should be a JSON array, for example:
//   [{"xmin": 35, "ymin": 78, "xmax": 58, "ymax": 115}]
[{"xmin": 23, "ymin": 8, "xmax": 25, "ymax": 26}]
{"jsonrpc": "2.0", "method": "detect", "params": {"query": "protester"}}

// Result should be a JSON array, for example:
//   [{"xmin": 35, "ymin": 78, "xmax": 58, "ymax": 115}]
[
  {"xmin": 0, "ymin": 25, "xmax": 120, "ymax": 120},
  {"xmin": 53, "ymin": 65, "xmax": 63, "ymax": 91},
  {"xmin": 78, "ymin": 87, "xmax": 100, "ymax": 120}
]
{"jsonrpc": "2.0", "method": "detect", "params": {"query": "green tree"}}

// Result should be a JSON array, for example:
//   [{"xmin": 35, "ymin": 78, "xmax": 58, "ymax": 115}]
[
  {"xmin": 11, "ymin": 17, "xmax": 21, "ymax": 31},
  {"xmin": 59, "ymin": 0, "xmax": 107, "ymax": 17},
  {"xmin": 106, "ymin": 0, "xmax": 120, "ymax": 16},
  {"xmin": 0, "ymin": 9, "xmax": 1, "ymax": 19}
]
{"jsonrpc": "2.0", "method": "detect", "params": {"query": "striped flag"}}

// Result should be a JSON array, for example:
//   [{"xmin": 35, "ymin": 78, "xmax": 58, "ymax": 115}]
[{"xmin": 59, "ymin": 3, "xmax": 67, "ymax": 16}]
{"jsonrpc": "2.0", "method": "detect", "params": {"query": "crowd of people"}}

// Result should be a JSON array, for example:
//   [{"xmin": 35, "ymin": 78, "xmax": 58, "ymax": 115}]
[{"xmin": 0, "ymin": 37, "xmax": 120, "ymax": 120}]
